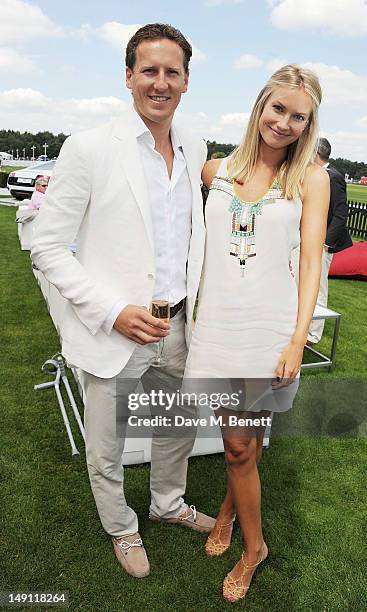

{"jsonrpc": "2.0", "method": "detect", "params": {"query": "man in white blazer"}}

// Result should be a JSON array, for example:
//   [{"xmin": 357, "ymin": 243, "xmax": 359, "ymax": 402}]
[{"xmin": 31, "ymin": 24, "xmax": 214, "ymax": 578}]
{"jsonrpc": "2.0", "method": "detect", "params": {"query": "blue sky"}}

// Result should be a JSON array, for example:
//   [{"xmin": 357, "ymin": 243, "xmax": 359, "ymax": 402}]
[{"xmin": 1, "ymin": 0, "xmax": 367, "ymax": 161}]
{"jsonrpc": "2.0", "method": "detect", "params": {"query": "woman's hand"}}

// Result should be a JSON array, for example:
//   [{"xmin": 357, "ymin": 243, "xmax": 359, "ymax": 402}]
[{"xmin": 273, "ymin": 340, "xmax": 304, "ymax": 387}]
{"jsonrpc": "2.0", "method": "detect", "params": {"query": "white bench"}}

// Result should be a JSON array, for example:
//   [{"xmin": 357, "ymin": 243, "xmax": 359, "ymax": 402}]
[{"xmin": 302, "ymin": 305, "xmax": 341, "ymax": 371}]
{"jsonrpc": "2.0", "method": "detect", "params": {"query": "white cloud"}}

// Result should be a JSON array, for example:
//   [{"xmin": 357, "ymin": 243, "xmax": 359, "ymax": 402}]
[
  {"xmin": 303, "ymin": 62, "xmax": 367, "ymax": 105},
  {"xmin": 190, "ymin": 43, "xmax": 207, "ymax": 64},
  {"xmin": 269, "ymin": 0, "xmax": 367, "ymax": 36},
  {"xmin": 0, "ymin": 48, "xmax": 36, "ymax": 73},
  {"xmin": 175, "ymin": 111, "xmax": 213, "ymax": 134},
  {"xmin": 73, "ymin": 23, "xmax": 93, "ymax": 42},
  {"xmin": 176, "ymin": 110, "xmax": 249, "ymax": 144},
  {"xmin": 95, "ymin": 21, "xmax": 142, "ymax": 49},
  {"xmin": 216, "ymin": 113, "xmax": 249, "ymax": 143},
  {"xmin": 219, "ymin": 113, "xmax": 250, "ymax": 126},
  {"xmin": 0, "ymin": 88, "xmax": 49, "ymax": 110},
  {"xmin": 69, "ymin": 97, "xmax": 128, "ymax": 117},
  {"xmin": 0, "ymin": 0, "xmax": 63, "ymax": 42},
  {"xmin": 234, "ymin": 54, "xmax": 263, "ymax": 69},
  {"xmin": 0, "ymin": 88, "xmax": 128, "ymax": 133},
  {"xmin": 323, "ymin": 130, "xmax": 367, "ymax": 162},
  {"xmin": 75, "ymin": 21, "xmax": 206, "ymax": 65},
  {"xmin": 73, "ymin": 22, "xmax": 141, "ymax": 48}
]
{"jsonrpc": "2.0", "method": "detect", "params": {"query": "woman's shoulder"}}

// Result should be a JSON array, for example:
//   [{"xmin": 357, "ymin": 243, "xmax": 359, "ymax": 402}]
[
  {"xmin": 303, "ymin": 162, "xmax": 329, "ymax": 187},
  {"xmin": 300, "ymin": 163, "xmax": 329, "ymax": 198},
  {"xmin": 202, "ymin": 157, "xmax": 229, "ymax": 188},
  {"xmin": 300, "ymin": 163, "xmax": 330, "ymax": 203}
]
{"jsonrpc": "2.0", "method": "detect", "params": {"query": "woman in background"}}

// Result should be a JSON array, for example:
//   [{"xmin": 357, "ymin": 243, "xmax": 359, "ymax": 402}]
[{"xmin": 185, "ymin": 65, "xmax": 329, "ymax": 602}]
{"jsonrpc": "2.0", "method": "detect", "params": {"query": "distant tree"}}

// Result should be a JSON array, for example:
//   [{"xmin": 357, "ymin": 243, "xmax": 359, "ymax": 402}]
[
  {"xmin": 206, "ymin": 140, "xmax": 236, "ymax": 160},
  {"xmin": 210, "ymin": 151, "xmax": 226, "ymax": 159},
  {"xmin": 330, "ymin": 157, "xmax": 367, "ymax": 181}
]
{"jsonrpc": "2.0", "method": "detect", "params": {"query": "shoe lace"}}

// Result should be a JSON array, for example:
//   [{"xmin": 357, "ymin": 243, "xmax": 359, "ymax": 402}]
[
  {"xmin": 188, "ymin": 504, "xmax": 197, "ymax": 521},
  {"xmin": 115, "ymin": 537, "xmax": 143, "ymax": 552}
]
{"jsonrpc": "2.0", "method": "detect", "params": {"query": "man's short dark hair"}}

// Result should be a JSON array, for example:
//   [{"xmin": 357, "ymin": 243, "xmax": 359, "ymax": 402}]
[
  {"xmin": 317, "ymin": 137, "xmax": 331, "ymax": 161},
  {"xmin": 125, "ymin": 23, "xmax": 192, "ymax": 73}
]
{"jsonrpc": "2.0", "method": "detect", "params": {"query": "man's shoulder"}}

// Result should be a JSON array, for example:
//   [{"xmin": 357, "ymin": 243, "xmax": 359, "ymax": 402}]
[
  {"xmin": 174, "ymin": 122, "xmax": 207, "ymax": 154},
  {"xmin": 66, "ymin": 121, "xmax": 115, "ymax": 149},
  {"xmin": 327, "ymin": 165, "xmax": 345, "ymax": 182},
  {"xmin": 65, "ymin": 107, "xmax": 134, "ymax": 150},
  {"xmin": 178, "ymin": 131, "xmax": 207, "ymax": 169}
]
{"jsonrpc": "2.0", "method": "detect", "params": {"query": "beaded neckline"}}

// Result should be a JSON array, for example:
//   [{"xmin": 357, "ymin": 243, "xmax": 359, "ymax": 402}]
[
  {"xmin": 208, "ymin": 173, "xmax": 283, "ymax": 277},
  {"xmin": 232, "ymin": 176, "xmax": 280, "ymax": 206}
]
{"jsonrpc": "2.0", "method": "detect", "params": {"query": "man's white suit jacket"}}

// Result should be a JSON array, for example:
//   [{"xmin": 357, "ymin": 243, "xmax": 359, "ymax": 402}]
[{"xmin": 31, "ymin": 107, "xmax": 207, "ymax": 378}]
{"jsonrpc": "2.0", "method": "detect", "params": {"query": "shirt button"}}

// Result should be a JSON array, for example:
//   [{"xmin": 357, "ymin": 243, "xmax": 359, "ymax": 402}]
[{"xmin": 147, "ymin": 273, "xmax": 154, "ymax": 279}]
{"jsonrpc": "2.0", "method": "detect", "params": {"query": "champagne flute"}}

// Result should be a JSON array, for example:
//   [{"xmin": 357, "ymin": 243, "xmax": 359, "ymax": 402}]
[{"xmin": 150, "ymin": 299, "xmax": 170, "ymax": 367}]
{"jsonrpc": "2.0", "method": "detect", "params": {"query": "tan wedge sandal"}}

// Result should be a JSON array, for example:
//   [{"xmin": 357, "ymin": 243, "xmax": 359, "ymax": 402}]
[
  {"xmin": 223, "ymin": 542, "xmax": 268, "ymax": 603},
  {"xmin": 205, "ymin": 516, "xmax": 236, "ymax": 557}
]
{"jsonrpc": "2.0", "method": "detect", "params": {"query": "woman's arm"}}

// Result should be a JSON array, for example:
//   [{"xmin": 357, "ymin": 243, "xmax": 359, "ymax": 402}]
[
  {"xmin": 275, "ymin": 164, "xmax": 330, "ymax": 381},
  {"xmin": 202, "ymin": 158, "xmax": 222, "ymax": 188}
]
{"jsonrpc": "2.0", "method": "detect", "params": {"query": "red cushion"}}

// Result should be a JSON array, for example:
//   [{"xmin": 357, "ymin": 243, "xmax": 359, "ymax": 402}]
[{"xmin": 329, "ymin": 242, "xmax": 367, "ymax": 280}]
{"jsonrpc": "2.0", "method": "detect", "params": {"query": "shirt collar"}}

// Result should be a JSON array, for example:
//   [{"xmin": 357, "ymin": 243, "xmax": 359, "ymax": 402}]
[
  {"xmin": 129, "ymin": 103, "xmax": 183, "ymax": 156},
  {"xmin": 128, "ymin": 104, "xmax": 151, "ymax": 139}
]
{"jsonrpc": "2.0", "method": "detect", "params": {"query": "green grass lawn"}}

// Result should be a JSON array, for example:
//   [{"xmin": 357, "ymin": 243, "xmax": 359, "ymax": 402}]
[
  {"xmin": 0, "ymin": 165, "xmax": 26, "ymax": 173},
  {"xmin": 0, "ymin": 206, "xmax": 366, "ymax": 612},
  {"xmin": 347, "ymin": 183, "xmax": 367, "ymax": 203}
]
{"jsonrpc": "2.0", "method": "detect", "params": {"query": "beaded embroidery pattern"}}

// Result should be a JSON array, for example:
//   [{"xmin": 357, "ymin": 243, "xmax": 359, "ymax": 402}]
[{"xmin": 210, "ymin": 175, "xmax": 283, "ymax": 276}]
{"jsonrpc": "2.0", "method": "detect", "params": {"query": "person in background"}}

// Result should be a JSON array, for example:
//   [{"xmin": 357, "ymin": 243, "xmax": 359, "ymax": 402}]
[
  {"xmin": 307, "ymin": 137, "xmax": 352, "ymax": 344},
  {"xmin": 27, "ymin": 176, "xmax": 49, "ymax": 209}
]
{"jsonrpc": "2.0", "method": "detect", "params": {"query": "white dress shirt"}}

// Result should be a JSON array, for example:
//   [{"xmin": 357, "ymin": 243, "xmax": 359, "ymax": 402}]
[{"xmin": 103, "ymin": 106, "xmax": 193, "ymax": 333}]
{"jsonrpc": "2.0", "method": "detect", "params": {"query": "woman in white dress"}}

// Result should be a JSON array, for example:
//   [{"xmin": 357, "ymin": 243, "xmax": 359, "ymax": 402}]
[{"xmin": 184, "ymin": 65, "xmax": 329, "ymax": 602}]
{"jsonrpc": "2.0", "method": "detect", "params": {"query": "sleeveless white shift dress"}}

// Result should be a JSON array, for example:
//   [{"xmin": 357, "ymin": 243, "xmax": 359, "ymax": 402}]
[{"xmin": 184, "ymin": 157, "xmax": 302, "ymax": 413}]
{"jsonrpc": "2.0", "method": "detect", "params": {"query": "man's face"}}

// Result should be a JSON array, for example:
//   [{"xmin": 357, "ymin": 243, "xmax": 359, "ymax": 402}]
[
  {"xmin": 36, "ymin": 177, "xmax": 48, "ymax": 193},
  {"xmin": 126, "ymin": 38, "xmax": 188, "ymax": 128}
]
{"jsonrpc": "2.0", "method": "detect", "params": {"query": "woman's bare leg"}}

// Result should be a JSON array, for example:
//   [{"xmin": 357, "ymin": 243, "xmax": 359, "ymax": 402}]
[
  {"xmin": 206, "ymin": 412, "xmax": 268, "ymax": 555},
  {"xmin": 221, "ymin": 412, "xmax": 269, "ymax": 596}
]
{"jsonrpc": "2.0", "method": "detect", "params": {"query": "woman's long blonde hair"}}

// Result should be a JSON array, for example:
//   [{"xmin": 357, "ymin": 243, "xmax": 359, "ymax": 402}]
[{"xmin": 229, "ymin": 64, "xmax": 322, "ymax": 200}]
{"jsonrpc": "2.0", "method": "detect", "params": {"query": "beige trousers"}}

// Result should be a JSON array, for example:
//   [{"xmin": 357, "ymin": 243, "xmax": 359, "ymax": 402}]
[
  {"xmin": 308, "ymin": 250, "xmax": 334, "ymax": 343},
  {"xmin": 81, "ymin": 310, "xmax": 196, "ymax": 537}
]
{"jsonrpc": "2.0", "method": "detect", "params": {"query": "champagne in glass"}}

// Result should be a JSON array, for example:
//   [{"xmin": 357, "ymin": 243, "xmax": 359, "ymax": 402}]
[{"xmin": 150, "ymin": 300, "xmax": 170, "ymax": 366}]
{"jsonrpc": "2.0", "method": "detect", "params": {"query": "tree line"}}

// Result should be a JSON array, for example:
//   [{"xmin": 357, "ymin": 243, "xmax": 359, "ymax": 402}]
[
  {"xmin": 1, "ymin": 130, "xmax": 366, "ymax": 179},
  {"xmin": 0, "ymin": 130, "xmax": 68, "ymax": 160}
]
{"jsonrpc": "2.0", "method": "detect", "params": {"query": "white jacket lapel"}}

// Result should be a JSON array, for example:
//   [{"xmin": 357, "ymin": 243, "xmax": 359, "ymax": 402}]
[
  {"xmin": 113, "ymin": 116, "xmax": 154, "ymax": 252},
  {"xmin": 177, "ymin": 126, "xmax": 205, "ymax": 242}
]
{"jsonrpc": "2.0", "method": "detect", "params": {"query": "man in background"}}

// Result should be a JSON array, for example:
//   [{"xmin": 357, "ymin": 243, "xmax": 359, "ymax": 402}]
[
  {"xmin": 27, "ymin": 176, "xmax": 49, "ymax": 209},
  {"xmin": 308, "ymin": 138, "xmax": 352, "ymax": 344}
]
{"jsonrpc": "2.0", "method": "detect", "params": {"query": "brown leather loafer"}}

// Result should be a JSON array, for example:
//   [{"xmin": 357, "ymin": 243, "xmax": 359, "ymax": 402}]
[
  {"xmin": 112, "ymin": 532, "xmax": 150, "ymax": 578},
  {"xmin": 150, "ymin": 505, "xmax": 216, "ymax": 533}
]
